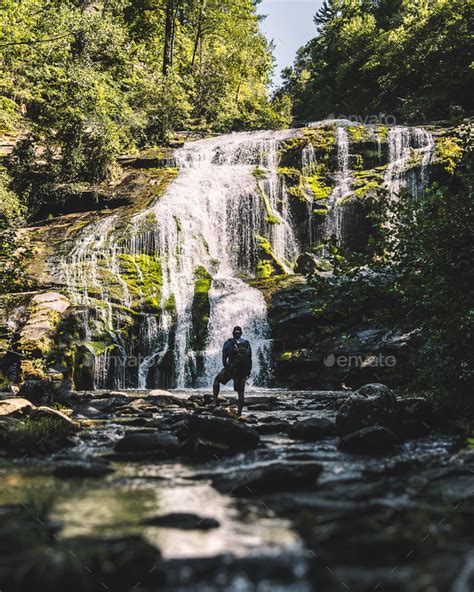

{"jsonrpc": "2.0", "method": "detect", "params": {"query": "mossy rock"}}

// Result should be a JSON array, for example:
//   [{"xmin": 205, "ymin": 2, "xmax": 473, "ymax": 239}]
[{"xmin": 256, "ymin": 235, "xmax": 287, "ymax": 278}]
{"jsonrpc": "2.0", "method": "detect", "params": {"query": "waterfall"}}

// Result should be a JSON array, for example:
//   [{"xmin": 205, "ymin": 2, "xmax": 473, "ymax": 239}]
[
  {"xmin": 384, "ymin": 126, "xmax": 435, "ymax": 200},
  {"xmin": 58, "ymin": 129, "xmax": 300, "ymax": 389},
  {"xmin": 56, "ymin": 123, "xmax": 435, "ymax": 390},
  {"xmin": 323, "ymin": 126, "xmax": 352, "ymax": 242}
]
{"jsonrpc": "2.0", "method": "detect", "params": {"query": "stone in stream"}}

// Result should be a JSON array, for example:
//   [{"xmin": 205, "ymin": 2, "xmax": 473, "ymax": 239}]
[
  {"xmin": 142, "ymin": 512, "xmax": 219, "ymax": 530},
  {"xmin": 0, "ymin": 398, "xmax": 34, "ymax": 417},
  {"xmin": 53, "ymin": 461, "xmax": 115, "ymax": 478},
  {"xmin": 336, "ymin": 383, "xmax": 399, "ymax": 437},
  {"xmin": 182, "ymin": 414, "xmax": 260, "ymax": 454},
  {"xmin": 288, "ymin": 417, "xmax": 336, "ymax": 441},
  {"xmin": 114, "ymin": 432, "xmax": 181, "ymax": 458},
  {"xmin": 211, "ymin": 461, "xmax": 323, "ymax": 496},
  {"xmin": 254, "ymin": 420, "xmax": 290, "ymax": 435},
  {"xmin": 338, "ymin": 425, "xmax": 398, "ymax": 454}
]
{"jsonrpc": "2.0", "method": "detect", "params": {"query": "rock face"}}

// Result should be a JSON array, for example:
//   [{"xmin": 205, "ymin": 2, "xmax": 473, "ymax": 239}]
[
  {"xmin": 338, "ymin": 426, "xmax": 398, "ymax": 454},
  {"xmin": 336, "ymin": 383, "xmax": 399, "ymax": 436},
  {"xmin": 211, "ymin": 461, "xmax": 323, "ymax": 496},
  {"xmin": 288, "ymin": 417, "xmax": 336, "ymax": 441}
]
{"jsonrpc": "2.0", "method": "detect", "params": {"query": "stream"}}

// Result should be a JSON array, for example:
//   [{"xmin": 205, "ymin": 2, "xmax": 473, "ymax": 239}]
[{"xmin": 2, "ymin": 387, "xmax": 470, "ymax": 592}]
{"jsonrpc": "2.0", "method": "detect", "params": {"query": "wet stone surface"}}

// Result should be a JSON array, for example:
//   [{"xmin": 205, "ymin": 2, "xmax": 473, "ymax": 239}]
[{"xmin": 0, "ymin": 386, "xmax": 471, "ymax": 591}]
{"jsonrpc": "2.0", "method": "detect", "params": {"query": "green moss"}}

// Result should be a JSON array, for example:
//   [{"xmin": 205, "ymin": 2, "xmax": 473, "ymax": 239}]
[
  {"xmin": 253, "ymin": 166, "xmax": 267, "ymax": 180},
  {"xmin": 256, "ymin": 260, "xmax": 274, "ymax": 278},
  {"xmin": 377, "ymin": 126, "xmax": 389, "ymax": 142},
  {"xmin": 302, "ymin": 127, "xmax": 336, "ymax": 151},
  {"xmin": 164, "ymin": 294, "xmax": 176, "ymax": 316},
  {"xmin": 256, "ymin": 183, "xmax": 281, "ymax": 225},
  {"xmin": 194, "ymin": 265, "xmax": 212, "ymax": 293},
  {"xmin": 191, "ymin": 266, "xmax": 212, "ymax": 353},
  {"xmin": 435, "ymin": 135, "xmax": 464, "ymax": 174},
  {"xmin": 307, "ymin": 174, "xmax": 333, "ymax": 201},
  {"xmin": 347, "ymin": 125, "xmax": 368, "ymax": 143},
  {"xmin": 117, "ymin": 253, "xmax": 162, "ymax": 308},
  {"xmin": 278, "ymin": 167, "xmax": 301, "ymax": 182},
  {"xmin": 256, "ymin": 235, "xmax": 287, "ymax": 277}
]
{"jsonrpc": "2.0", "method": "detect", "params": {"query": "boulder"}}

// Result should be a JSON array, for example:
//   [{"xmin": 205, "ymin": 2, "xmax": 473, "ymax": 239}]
[
  {"xmin": 211, "ymin": 461, "xmax": 323, "ymax": 496},
  {"xmin": 183, "ymin": 414, "xmax": 260, "ymax": 453},
  {"xmin": 336, "ymin": 383, "xmax": 399, "ymax": 436},
  {"xmin": 114, "ymin": 432, "xmax": 181, "ymax": 458},
  {"xmin": 338, "ymin": 426, "xmax": 398, "ymax": 454},
  {"xmin": 295, "ymin": 252, "xmax": 332, "ymax": 276},
  {"xmin": 288, "ymin": 417, "xmax": 336, "ymax": 441},
  {"xmin": 142, "ymin": 512, "xmax": 219, "ymax": 530},
  {"xmin": 398, "ymin": 397, "xmax": 434, "ymax": 436},
  {"xmin": 0, "ymin": 398, "xmax": 34, "ymax": 418}
]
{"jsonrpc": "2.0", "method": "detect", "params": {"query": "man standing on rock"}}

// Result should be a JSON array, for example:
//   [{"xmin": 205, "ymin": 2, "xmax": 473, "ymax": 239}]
[{"xmin": 213, "ymin": 326, "xmax": 252, "ymax": 416}]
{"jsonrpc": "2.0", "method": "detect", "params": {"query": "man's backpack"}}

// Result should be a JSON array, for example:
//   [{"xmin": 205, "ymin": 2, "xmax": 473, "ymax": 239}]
[{"xmin": 232, "ymin": 340, "xmax": 252, "ymax": 377}]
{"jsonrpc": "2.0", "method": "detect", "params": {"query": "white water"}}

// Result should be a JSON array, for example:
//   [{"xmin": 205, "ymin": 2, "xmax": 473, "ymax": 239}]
[
  {"xmin": 59, "ymin": 129, "xmax": 300, "ymax": 389},
  {"xmin": 384, "ymin": 126, "xmax": 435, "ymax": 200}
]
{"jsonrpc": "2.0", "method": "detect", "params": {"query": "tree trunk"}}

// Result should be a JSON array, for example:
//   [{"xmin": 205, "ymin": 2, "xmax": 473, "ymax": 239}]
[
  {"xmin": 163, "ymin": 0, "xmax": 176, "ymax": 75},
  {"xmin": 191, "ymin": 0, "xmax": 206, "ymax": 69}
]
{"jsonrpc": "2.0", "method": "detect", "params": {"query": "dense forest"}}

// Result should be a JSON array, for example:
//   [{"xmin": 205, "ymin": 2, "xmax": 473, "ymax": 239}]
[{"xmin": 280, "ymin": 0, "xmax": 472, "ymax": 123}]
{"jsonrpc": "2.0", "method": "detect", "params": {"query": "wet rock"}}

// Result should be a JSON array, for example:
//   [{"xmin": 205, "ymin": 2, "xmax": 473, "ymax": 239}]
[
  {"xmin": 11, "ymin": 534, "xmax": 162, "ymax": 591},
  {"xmin": 247, "ymin": 403, "xmax": 274, "ymax": 411},
  {"xmin": 336, "ymin": 383, "xmax": 399, "ymax": 436},
  {"xmin": 0, "ymin": 398, "xmax": 34, "ymax": 417},
  {"xmin": 18, "ymin": 379, "xmax": 69, "ymax": 406},
  {"xmin": 211, "ymin": 461, "xmax": 323, "ymax": 496},
  {"xmin": 295, "ymin": 252, "xmax": 332, "ymax": 276},
  {"xmin": 338, "ymin": 426, "xmax": 398, "ymax": 454},
  {"xmin": 142, "ymin": 512, "xmax": 219, "ymax": 530},
  {"xmin": 255, "ymin": 420, "xmax": 290, "ymax": 435},
  {"xmin": 183, "ymin": 414, "xmax": 260, "ymax": 453},
  {"xmin": 72, "ymin": 405, "xmax": 105, "ymax": 419},
  {"xmin": 289, "ymin": 417, "xmax": 336, "ymax": 441},
  {"xmin": 53, "ymin": 461, "xmax": 115, "ymax": 478},
  {"xmin": 114, "ymin": 432, "xmax": 181, "ymax": 458}
]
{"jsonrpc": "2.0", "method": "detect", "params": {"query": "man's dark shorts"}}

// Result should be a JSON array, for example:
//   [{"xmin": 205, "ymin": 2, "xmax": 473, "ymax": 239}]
[{"xmin": 216, "ymin": 367, "xmax": 246, "ymax": 392}]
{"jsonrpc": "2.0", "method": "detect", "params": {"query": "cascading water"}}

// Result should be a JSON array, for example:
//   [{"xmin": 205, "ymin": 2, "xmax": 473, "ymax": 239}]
[
  {"xmin": 384, "ymin": 126, "xmax": 435, "ymax": 200},
  {"xmin": 58, "ymin": 129, "xmax": 300, "ymax": 389}
]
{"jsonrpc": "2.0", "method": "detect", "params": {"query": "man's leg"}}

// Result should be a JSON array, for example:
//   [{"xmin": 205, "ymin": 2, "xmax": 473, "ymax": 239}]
[
  {"xmin": 236, "ymin": 378, "xmax": 245, "ymax": 416},
  {"xmin": 213, "ymin": 374, "xmax": 221, "ymax": 406}
]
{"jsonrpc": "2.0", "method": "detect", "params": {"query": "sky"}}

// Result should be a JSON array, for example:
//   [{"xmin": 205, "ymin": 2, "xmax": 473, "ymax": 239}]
[{"xmin": 258, "ymin": 0, "xmax": 324, "ymax": 87}]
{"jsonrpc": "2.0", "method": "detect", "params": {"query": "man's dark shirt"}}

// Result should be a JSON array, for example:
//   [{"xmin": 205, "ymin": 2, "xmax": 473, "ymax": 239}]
[{"xmin": 222, "ymin": 337, "xmax": 252, "ymax": 372}]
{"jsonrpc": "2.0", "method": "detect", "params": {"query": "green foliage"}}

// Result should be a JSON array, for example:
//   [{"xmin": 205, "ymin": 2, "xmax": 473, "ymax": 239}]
[
  {"xmin": 0, "ymin": 167, "xmax": 32, "ymax": 293},
  {"xmin": 306, "ymin": 131, "xmax": 474, "ymax": 400},
  {"xmin": 281, "ymin": 0, "xmax": 472, "ymax": 123},
  {"xmin": 1, "ymin": 0, "xmax": 286, "ymax": 221}
]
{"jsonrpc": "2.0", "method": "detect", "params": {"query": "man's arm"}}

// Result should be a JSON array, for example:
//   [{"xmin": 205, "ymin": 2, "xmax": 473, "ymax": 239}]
[
  {"xmin": 222, "ymin": 341, "xmax": 228, "ymax": 368},
  {"xmin": 248, "ymin": 342, "xmax": 252, "ymax": 375}
]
